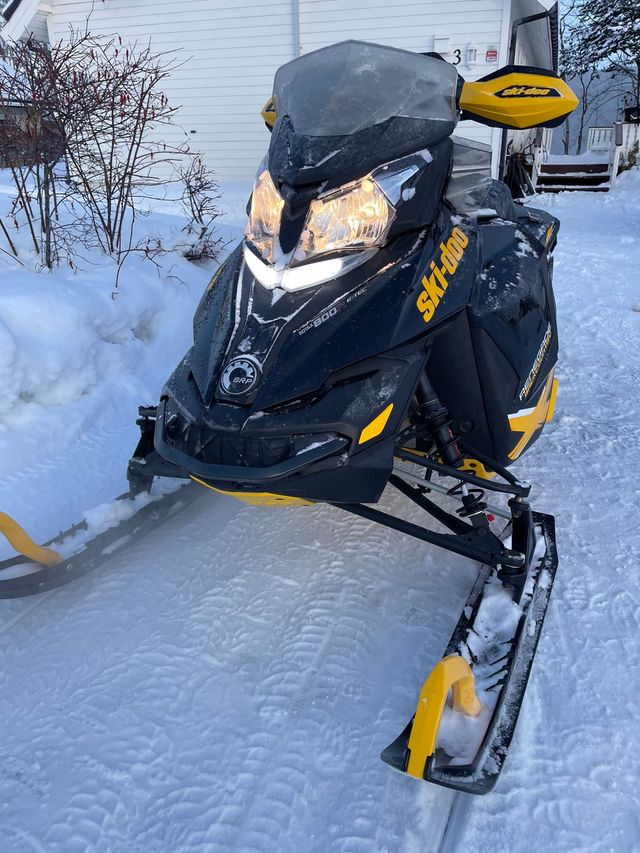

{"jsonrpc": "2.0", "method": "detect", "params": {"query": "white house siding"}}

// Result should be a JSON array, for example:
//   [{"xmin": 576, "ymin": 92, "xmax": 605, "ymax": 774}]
[
  {"xmin": 18, "ymin": 0, "xmax": 555, "ymax": 181},
  {"xmin": 43, "ymin": 0, "xmax": 516, "ymax": 180},
  {"xmin": 25, "ymin": 7, "xmax": 49, "ymax": 41},
  {"xmin": 46, "ymin": 0, "xmax": 297, "ymax": 180}
]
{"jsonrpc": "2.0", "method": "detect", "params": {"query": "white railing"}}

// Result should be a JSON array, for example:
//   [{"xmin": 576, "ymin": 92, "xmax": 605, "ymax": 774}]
[
  {"xmin": 587, "ymin": 126, "xmax": 614, "ymax": 152},
  {"xmin": 589, "ymin": 123, "xmax": 640, "ymax": 157},
  {"xmin": 531, "ymin": 126, "xmax": 553, "ymax": 191},
  {"xmin": 587, "ymin": 122, "xmax": 640, "ymax": 189},
  {"xmin": 620, "ymin": 121, "xmax": 640, "ymax": 156}
]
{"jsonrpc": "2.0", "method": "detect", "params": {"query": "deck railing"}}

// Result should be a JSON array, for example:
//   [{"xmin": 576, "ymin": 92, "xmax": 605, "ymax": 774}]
[
  {"xmin": 587, "ymin": 126, "xmax": 614, "ymax": 152},
  {"xmin": 586, "ymin": 122, "xmax": 640, "ymax": 188}
]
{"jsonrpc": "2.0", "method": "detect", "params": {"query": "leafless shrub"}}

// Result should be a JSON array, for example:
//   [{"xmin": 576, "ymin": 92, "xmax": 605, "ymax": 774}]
[
  {"xmin": 0, "ymin": 31, "xmax": 220, "ymax": 271},
  {"xmin": 0, "ymin": 38, "xmax": 65, "ymax": 266},
  {"xmin": 53, "ymin": 31, "xmax": 188, "ymax": 256},
  {"xmin": 178, "ymin": 155, "xmax": 222, "ymax": 260}
]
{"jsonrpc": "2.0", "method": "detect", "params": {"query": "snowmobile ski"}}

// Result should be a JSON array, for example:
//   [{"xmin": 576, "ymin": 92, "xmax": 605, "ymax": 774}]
[
  {"xmin": 381, "ymin": 512, "xmax": 558, "ymax": 794},
  {"xmin": 0, "ymin": 482, "xmax": 201, "ymax": 598}
]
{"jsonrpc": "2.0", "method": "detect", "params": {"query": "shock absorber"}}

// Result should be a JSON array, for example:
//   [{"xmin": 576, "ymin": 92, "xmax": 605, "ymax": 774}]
[
  {"xmin": 416, "ymin": 373, "xmax": 463, "ymax": 468},
  {"xmin": 417, "ymin": 374, "xmax": 488, "ymax": 524}
]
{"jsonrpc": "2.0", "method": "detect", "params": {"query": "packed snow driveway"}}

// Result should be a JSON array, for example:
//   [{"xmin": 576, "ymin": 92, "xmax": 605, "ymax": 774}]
[{"xmin": 0, "ymin": 489, "xmax": 472, "ymax": 853}]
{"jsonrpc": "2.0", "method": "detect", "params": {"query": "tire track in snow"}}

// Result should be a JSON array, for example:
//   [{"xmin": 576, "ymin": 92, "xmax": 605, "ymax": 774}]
[
  {"xmin": 0, "ymin": 590, "xmax": 54, "ymax": 639},
  {"xmin": 436, "ymin": 792, "xmax": 468, "ymax": 853}
]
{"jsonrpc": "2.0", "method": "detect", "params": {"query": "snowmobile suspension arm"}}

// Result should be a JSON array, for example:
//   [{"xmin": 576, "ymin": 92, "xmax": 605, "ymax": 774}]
[
  {"xmin": 395, "ymin": 448, "xmax": 530, "ymax": 498},
  {"xmin": 332, "ymin": 501, "xmax": 524, "ymax": 570},
  {"xmin": 388, "ymin": 473, "xmax": 472, "ymax": 535},
  {"xmin": 392, "ymin": 465, "xmax": 511, "ymax": 520}
]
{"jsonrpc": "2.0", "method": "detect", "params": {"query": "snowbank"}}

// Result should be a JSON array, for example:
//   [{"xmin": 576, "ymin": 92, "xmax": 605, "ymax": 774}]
[
  {"xmin": 0, "ymin": 176, "xmax": 244, "ymax": 550},
  {"xmin": 611, "ymin": 164, "xmax": 640, "ymax": 196},
  {"xmin": 0, "ymin": 254, "xmax": 193, "ymax": 423}
]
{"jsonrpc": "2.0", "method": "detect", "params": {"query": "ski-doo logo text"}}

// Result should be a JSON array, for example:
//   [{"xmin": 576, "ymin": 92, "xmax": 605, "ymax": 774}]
[
  {"xmin": 416, "ymin": 227, "xmax": 468, "ymax": 324},
  {"xmin": 496, "ymin": 86, "xmax": 557, "ymax": 98},
  {"xmin": 220, "ymin": 357, "xmax": 261, "ymax": 396}
]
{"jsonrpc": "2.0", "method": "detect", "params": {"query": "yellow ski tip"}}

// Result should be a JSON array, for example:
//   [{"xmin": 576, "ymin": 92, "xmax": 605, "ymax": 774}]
[
  {"xmin": 406, "ymin": 654, "xmax": 482, "ymax": 779},
  {"xmin": 460, "ymin": 65, "xmax": 579, "ymax": 130},
  {"xmin": 0, "ymin": 512, "xmax": 62, "ymax": 566}
]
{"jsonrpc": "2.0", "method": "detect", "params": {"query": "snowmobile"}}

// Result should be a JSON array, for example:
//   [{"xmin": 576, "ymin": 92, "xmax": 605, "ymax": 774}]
[{"xmin": 0, "ymin": 42, "xmax": 577, "ymax": 794}]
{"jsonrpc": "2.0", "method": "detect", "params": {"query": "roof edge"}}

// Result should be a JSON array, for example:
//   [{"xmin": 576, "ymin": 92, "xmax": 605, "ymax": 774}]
[
  {"xmin": 2, "ymin": 0, "xmax": 44, "ymax": 41},
  {"xmin": 2, "ymin": 0, "xmax": 23, "ymax": 23}
]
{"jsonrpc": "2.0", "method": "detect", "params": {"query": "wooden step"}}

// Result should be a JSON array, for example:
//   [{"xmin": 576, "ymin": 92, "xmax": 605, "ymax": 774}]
[
  {"xmin": 537, "ymin": 173, "xmax": 610, "ymax": 188},
  {"xmin": 538, "ymin": 171, "xmax": 608, "ymax": 179},
  {"xmin": 541, "ymin": 162, "xmax": 609, "ymax": 174},
  {"xmin": 537, "ymin": 183, "xmax": 610, "ymax": 193}
]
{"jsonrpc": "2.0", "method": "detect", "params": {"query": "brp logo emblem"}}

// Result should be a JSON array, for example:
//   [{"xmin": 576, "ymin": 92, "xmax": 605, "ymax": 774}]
[{"xmin": 220, "ymin": 357, "xmax": 261, "ymax": 396}]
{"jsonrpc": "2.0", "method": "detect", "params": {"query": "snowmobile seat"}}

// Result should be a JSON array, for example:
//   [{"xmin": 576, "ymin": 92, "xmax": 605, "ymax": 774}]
[{"xmin": 480, "ymin": 179, "xmax": 519, "ymax": 221}]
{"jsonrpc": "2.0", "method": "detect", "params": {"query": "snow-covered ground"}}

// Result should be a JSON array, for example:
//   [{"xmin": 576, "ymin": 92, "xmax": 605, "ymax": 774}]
[
  {"xmin": 1, "ymin": 171, "xmax": 639, "ymax": 852},
  {"xmin": 545, "ymin": 151, "xmax": 610, "ymax": 165}
]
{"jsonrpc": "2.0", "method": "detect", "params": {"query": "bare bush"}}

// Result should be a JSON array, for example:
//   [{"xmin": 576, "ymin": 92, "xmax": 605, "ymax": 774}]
[
  {"xmin": 0, "ymin": 31, "xmax": 220, "ymax": 270},
  {"xmin": 178, "ymin": 155, "xmax": 222, "ymax": 260},
  {"xmin": 52, "ymin": 31, "xmax": 187, "ymax": 255},
  {"xmin": 0, "ymin": 39, "xmax": 65, "ymax": 266}
]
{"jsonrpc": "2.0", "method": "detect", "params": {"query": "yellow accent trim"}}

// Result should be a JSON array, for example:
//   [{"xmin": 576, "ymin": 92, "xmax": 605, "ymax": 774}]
[
  {"xmin": 190, "ymin": 476, "xmax": 311, "ymax": 506},
  {"xmin": 415, "ymin": 227, "xmax": 469, "ymax": 325},
  {"xmin": 460, "ymin": 70, "xmax": 579, "ymax": 130},
  {"xmin": 544, "ymin": 224, "xmax": 554, "ymax": 246},
  {"xmin": 358, "ymin": 403, "xmax": 394, "ymax": 445},
  {"xmin": 406, "ymin": 654, "xmax": 483, "ymax": 779},
  {"xmin": 261, "ymin": 97, "xmax": 276, "ymax": 129},
  {"xmin": 546, "ymin": 377, "xmax": 558, "ymax": 424},
  {"xmin": 398, "ymin": 446, "xmax": 428, "ymax": 458},
  {"xmin": 0, "ymin": 513, "xmax": 62, "ymax": 566},
  {"xmin": 508, "ymin": 370, "xmax": 556, "ymax": 461},
  {"xmin": 460, "ymin": 458, "xmax": 497, "ymax": 480},
  {"xmin": 400, "ymin": 448, "xmax": 495, "ymax": 480}
]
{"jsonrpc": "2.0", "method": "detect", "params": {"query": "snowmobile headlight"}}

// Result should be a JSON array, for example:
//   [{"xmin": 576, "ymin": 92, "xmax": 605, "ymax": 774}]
[
  {"xmin": 295, "ymin": 178, "xmax": 395, "ymax": 263},
  {"xmin": 244, "ymin": 169, "xmax": 284, "ymax": 262}
]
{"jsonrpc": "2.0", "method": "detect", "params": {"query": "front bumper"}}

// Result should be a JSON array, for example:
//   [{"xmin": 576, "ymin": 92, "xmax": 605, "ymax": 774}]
[{"xmin": 153, "ymin": 397, "xmax": 396, "ymax": 504}]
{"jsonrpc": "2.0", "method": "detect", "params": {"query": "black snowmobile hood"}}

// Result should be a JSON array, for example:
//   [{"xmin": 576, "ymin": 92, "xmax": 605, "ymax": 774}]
[
  {"xmin": 268, "ymin": 40, "xmax": 459, "ymax": 191},
  {"xmin": 186, "ymin": 217, "xmax": 477, "ymax": 416}
]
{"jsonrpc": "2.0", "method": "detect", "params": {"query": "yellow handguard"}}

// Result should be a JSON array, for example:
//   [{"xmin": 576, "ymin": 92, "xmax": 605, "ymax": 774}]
[{"xmin": 459, "ymin": 65, "xmax": 579, "ymax": 129}]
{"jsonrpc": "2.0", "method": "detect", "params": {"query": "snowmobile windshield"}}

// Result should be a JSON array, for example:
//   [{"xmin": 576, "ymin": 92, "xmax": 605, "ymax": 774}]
[{"xmin": 272, "ymin": 41, "xmax": 458, "ymax": 137}]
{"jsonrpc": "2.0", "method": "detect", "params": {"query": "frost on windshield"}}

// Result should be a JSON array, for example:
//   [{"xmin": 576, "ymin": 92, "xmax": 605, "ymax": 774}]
[{"xmin": 273, "ymin": 40, "xmax": 458, "ymax": 137}]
